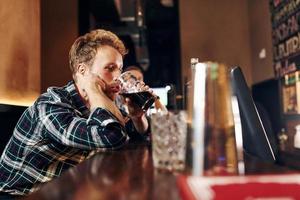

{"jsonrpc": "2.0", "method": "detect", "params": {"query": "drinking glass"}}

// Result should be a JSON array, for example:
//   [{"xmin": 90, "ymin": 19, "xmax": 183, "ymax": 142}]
[
  {"xmin": 151, "ymin": 111, "xmax": 187, "ymax": 171},
  {"xmin": 117, "ymin": 71, "xmax": 158, "ymax": 111}
]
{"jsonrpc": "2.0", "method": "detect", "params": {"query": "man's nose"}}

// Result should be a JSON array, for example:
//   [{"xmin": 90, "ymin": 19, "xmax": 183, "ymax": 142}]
[{"xmin": 113, "ymin": 70, "xmax": 121, "ymax": 81}]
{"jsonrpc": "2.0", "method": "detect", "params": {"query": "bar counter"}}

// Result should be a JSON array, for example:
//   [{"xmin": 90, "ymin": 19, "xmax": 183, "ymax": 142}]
[{"xmin": 24, "ymin": 141, "xmax": 295, "ymax": 200}]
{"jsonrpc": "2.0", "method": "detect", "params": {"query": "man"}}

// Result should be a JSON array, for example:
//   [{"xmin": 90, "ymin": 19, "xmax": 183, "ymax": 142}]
[{"xmin": 0, "ymin": 29, "xmax": 149, "ymax": 197}]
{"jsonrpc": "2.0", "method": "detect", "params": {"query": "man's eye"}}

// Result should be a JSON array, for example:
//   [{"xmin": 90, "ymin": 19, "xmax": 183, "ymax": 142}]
[{"xmin": 106, "ymin": 66, "xmax": 115, "ymax": 71}]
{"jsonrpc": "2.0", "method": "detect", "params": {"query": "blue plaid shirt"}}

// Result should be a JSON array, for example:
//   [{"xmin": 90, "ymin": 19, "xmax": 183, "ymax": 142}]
[{"xmin": 0, "ymin": 81, "xmax": 148, "ymax": 195}]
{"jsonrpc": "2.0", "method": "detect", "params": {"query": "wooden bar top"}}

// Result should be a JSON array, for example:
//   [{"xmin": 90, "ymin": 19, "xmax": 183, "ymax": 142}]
[{"xmin": 24, "ymin": 141, "xmax": 296, "ymax": 200}]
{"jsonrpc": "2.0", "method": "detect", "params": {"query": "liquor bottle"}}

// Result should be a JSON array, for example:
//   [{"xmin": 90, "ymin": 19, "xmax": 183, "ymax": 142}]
[{"xmin": 278, "ymin": 128, "xmax": 288, "ymax": 151}]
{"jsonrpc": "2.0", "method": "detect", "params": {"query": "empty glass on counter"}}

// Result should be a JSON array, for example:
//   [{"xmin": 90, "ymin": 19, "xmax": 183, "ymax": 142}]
[
  {"xmin": 117, "ymin": 71, "xmax": 158, "ymax": 111},
  {"xmin": 151, "ymin": 111, "xmax": 187, "ymax": 171}
]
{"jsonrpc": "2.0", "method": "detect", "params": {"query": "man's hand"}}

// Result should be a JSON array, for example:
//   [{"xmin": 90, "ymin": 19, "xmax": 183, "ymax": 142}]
[
  {"xmin": 125, "ymin": 98, "xmax": 145, "ymax": 119},
  {"xmin": 126, "ymin": 97, "xmax": 148, "ymax": 133},
  {"xmin": 76, "ymin": 72, "xmax": 125, "ymax": 126},
  {"xmin": 123, "ymin": 80, "xmax": 152, "ymax": 134},
  {"xmin": 76, "ymin": 71, "xmax": 106, "ymax": 96}
]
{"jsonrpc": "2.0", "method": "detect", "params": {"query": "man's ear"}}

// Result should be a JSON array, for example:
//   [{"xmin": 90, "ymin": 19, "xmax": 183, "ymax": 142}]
[{"xmin": 77, "ymin": 63, "xmax": 87, "ymax": 75}]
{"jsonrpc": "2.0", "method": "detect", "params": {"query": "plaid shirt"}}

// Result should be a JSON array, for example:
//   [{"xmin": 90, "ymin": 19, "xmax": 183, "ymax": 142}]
[{"xmin": 0, "ymin": 81, "xmax": 148, "ymax": 195}]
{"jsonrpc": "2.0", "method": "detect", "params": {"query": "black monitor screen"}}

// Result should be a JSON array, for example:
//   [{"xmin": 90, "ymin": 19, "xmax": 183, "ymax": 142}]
[{"xmin": 230, "ymin": 67, "xmax": 276, "ymax": 162}]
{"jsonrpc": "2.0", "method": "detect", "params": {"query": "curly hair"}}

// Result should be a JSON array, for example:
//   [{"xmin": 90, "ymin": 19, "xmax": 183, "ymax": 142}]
[{"xmin": 69, "ymin": 29, "xmax": 127, "ymax": 77}]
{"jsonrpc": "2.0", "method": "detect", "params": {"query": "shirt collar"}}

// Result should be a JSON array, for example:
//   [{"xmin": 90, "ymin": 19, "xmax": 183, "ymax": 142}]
[{"xmin": 65, "ymin": 81, "xmax": 90, "ymax": 117}]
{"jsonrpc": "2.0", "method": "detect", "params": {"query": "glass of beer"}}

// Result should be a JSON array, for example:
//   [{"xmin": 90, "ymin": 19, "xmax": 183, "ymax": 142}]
[{"xmin": 117, "ymin": 71, "xmax": 158, "ymax": 111}]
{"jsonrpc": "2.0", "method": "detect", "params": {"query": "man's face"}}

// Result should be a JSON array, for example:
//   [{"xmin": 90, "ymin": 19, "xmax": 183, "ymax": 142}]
[{"xmin": 90, "ymin": 45, "xmax": 123, "ymax": 99}]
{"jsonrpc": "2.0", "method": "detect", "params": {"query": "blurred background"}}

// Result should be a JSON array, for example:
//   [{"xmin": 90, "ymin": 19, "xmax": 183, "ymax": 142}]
[
  {"xmin": 0, "ymin": 0, "xmax": 273, "ymax": 106},
  {"xmin": 4, "ymin": 0, "xmax": 300, "ymax": 163}
]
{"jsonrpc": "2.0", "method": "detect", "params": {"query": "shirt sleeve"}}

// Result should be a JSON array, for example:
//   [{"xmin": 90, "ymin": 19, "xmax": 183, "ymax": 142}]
[
  {"xmin": 38, "ymin": 104, "xmax": 127, "ymax": 150},
  {"xmin": 118, "ymin": 109, "xmax": 151, "ymax": 142},
  {"xmin": 125, "ymin": 118, "xmax": 151, "ymax": 142}
]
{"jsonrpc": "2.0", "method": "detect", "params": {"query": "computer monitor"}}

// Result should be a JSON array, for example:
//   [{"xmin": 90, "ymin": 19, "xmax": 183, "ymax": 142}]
[
  {"xmin": 152, "ymin": 87, "xmax": 169, "ymax": 107},
  {"xmin": 230, "ymin": 66, "xmax": 276, "ymax": 162}
]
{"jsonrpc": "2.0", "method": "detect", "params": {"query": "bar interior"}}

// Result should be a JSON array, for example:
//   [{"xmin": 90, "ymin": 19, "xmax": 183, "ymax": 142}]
[{"xmin": 0, "ymin": 0, "xmax": 300, "ymax": 199}]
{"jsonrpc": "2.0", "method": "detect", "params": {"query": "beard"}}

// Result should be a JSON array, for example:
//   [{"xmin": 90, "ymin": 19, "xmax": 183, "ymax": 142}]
[{"xmin": 106, "ymin": 92, "xmax": 117, "ymax": 101}]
